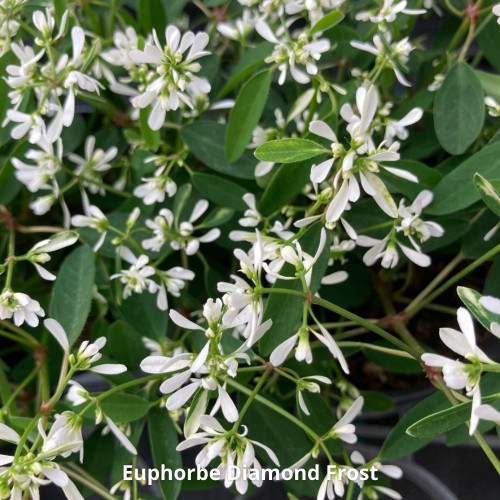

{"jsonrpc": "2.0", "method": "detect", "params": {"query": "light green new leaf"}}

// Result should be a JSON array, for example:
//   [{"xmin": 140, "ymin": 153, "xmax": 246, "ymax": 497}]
[
  {"xmin": 407, "ymin": 393, "xmax": 500, "ymax": 438},
  {"xmin": 50, "ymin": 245, "xmax": 95, "ymax": 347},
  {"xmin": 457, "ymin": 286, "xmax": 500, "ymax": 331},
  {"xmin": 475, "ymin": 69, "xmax": 500, "ymax": 103},
  {"xmin": 255, "ymin": 138, "xmax": 329, "ymax": 163},
  {"xmin": 226, "ymin": 70, "xmax": 271, "ymax": 162},
  {"xmin": 427, "ymin": 141, "xmax": 500, "ymax": 215},
  {"xmin": 433, "ymin": 62, "xmax": 484, "ymax": 155},
  {"xmin": 309, "ymin": 11, "xmax": 344, "ymax": 35},
  {"xmin": 474, "ymin": 173, "xmax": 500, "ymax": 218},
  {"xmin": 101, "ymin": 394, "xmax": 150, "ymax": 422},
  {"xmin": 149, "ymin": 407, "xmax": 182, "ymax": 500}
]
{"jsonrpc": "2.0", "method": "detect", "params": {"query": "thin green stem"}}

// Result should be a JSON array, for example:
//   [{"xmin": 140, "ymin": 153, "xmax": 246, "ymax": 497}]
[
  {"xmin": 4, "ymin": 226, "xmax": 15, "ymax": 290},
  {"xmin": 4, "ymin": 364, "xmax": 41, "ymax": 411},
  {"xmin": 232, "ymin": 369, "xmax": 272, "ymax": 431},
  {"xmin": 79, "ymin": 374, "xmax": 165, "ymax": 416},
  {"xmin": 406, "ymin": 244, "xmax": 500, "ymax": 318},
  {"xmin": 14, "ymin": 412, "xmax": 41, "ymax": 461},
  {"xmin": 337, "ymin": 341, "xmax": 415, "ymax": 359},
  {"xmin": 404, "ymin": 253, "xmax": 464, "ymax": 318}
]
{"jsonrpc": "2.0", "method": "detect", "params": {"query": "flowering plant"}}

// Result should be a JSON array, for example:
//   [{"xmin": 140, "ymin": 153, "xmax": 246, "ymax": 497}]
[{"xmin": 1, "ymin": 1, "xmax": 500, "ymax": 499}]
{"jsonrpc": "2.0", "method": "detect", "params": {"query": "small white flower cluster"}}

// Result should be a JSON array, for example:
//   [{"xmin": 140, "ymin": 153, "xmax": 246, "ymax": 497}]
[{"xmin": 422, "ymin": 297, "xmax": 500, "ymax": 435}]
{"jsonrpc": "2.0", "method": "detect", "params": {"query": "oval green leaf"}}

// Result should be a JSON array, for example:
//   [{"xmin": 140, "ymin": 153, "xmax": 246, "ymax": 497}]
[
  {"xmin": 226, "ymin": 70, "xmax": 271, "ymax": 162},
  {"xmin": 255, "ymin": 138, "xmax": 328, "ymax": 164},
  {"xmin": 50, "ymin": 245, "xmax": 95, "ymax": 347},
  {"xmin": 433, "ymin": 62, "xmax": 484, "ymax": 155}
]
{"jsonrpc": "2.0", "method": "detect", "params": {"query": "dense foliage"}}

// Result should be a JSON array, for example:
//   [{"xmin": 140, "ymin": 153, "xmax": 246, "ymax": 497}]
[{"xmin": 1, "ymin": 0, "xmax": 500, "ymax": 499}]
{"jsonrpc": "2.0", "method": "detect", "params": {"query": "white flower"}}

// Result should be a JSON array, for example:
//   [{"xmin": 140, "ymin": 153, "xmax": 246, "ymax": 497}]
[
  {"xmin": 12, "ymin": 137, "xmax": 62, "ymax": 193},
  {"xmin": 328, "ymin": 396, "xmax": 364, "ymax": 443},
  {"xmin": 217, "ymin": 9, "xmax": 257, "ymax": 41},
  {"xmin": 396, "ymin": 190, "xmax": 444, "ymax": 247},
  {"xmin": 357, "ymin": 233, "xmax": 431, "ymax": 268},
  {"xmin": 384, "ymin": 107, "xmax": 423, "ymax": 145},
  {"xmin": 474, "ymin": 404, "xmax": 500, "ymax": 426},
  {"xmin": 176, "ymin": 415, "xmax": 279, "ymax": 495},
  {"xmin": 479, "ymin": 295, "xmax": 500, "ymax": 339},
  {"xmin": 111, "ymin": 247, "xmax": 158, "ymax": 300},
  {"xmin": 129, "ymin": 25, "xmax": 211, "ymax": 130},
  {"xmin": 238, "ymin": 193, "xmax": 261, "ymax": 227},
  {"xmin": 0, "ymin": 290, "xmax": 45, "ymax": 327},
  {"xmin": 40, "ymin": 412, "xmax": 84, "ymax": 461},
  {"xmin": 68, "ymin": 136, "xmax": 118, "ymax": 194},
  {"xmin": 493, "ymin": 4, "xmax": 500, "ymax": 24},
  {"xmin": 44, "ymin": 318, "xmax": 124, "ymax": 375},
  {"xmin": 66, "ymin": 381, "xmax": 90, "ymax": 406},
  {"xmin": 256, "ymin": 21, "xmax": 330, "ymax": 85},
  {"xmin": 421, "ymin": 308, "xmax": 495, "ymax": 434},
  {"xmin": 71, "ymin": 205, "xmax": 109, "ymax": 252},
  {"xmin": 27, "ymin": 231, "xmax": 79, "ymax": 280},
  {"xmin": 356, "ymin": 0, "xmax": 426, "ymax": 24},
  {"xmin": 133, "ymin": 165, "xmax": 177, "ymax": 205},
  {"xmin": 270, "ymin": 322, "xmax": 349, "ymax": 373},
  {"xmin": 485, "ymin": 96, "xmax": 500, "ymax": 118},
  {"xmin": 351, "ymin": 33, "xmax": 415, "ymax": 87},
  {"xmin": 4, "ymin": 109, "xmax": 45, "ymax": 143},
  {"xmin": 101, "ymin": 27, "xmax": 143, "ymax": 68},
  {"xmin": 297, "ymin": 375, "xmax": 332, "ymax": 415}
]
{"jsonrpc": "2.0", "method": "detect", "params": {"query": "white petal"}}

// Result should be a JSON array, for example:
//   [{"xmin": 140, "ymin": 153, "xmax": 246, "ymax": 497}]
[
  {"xmin": 169, "ymin": 310, "xmax": 204, "ymax": 331},
  {"xmin": 89, "ymin": 363, "xmax": 127, "ymax": 374},
  {"xmin": 269, "ymin": 334, "xmax": 299, "ymax": 366},
  {"xmin": 104, "ymin": 416, "xmax": 137, "ymax": 454},
  {"xmin": 309, "ymin": 121, "xmax": 337, "ymax": 142},
  {"xmin": 44, "ymin": 318, "xmax": 69, "ymax": 352},
  {"xmin": 0, "ymin": 423, "xmax": 20, "ymax": 443}
]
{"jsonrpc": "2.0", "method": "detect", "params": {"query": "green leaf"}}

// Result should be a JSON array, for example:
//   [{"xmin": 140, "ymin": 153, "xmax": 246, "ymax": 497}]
[
  {"xmin": 457, "ymin": 286, "xmax": 500, "ymax": 331},
  {"xmin": 407, "ymin": 393, "xmax": 500, "ymax": 438},
  {"xmin": 161, "ymin": 0, "xmax": 188, "ymax": 22},
  {"xmin": 101, "ymin": 394, "xmax": 150, "ymax": 422},
  {"xmin": 108, "ymin": 321, "xmax": 148, "ymax": 370},
  {"xmin": 379, "ymin": 391, "xmax": 450, "ymax": 460},
  {"xmin": 226, "ymin": 70, "xmax": 271, "ymax": 162},
  {"xmin": 427, "ymin": 141, "xmax": 500, "ymax": 215},
  {"xmin": 140, "ymin": 108, "xmax": 160, "ymax": 150},
  {"xmin": 433, "ymin": 62, "xmax": 484, "ymax": 155},
  {"xmin": 200, "ymin": 207, "xmax": 235, "ymax": 228},
  {"xmin": 139, "ymin": 0, "xmax": 167, "ymax": 35},
  {"xmin": 192, "ymin": 173, "xmax": 248, "ymax": 211},
  {"xmin": 181, "ymin": 121, "xmax": 256, "ymax": 179},
  {"xmin": 117, "ymin": 292, "xmax": 168, "ymax": 341},
  {"xmin": 255, "ymin": 139, "xmax": 328, "ymax": 163},
  {"xmin": 476, "ymin": 16, "xmax": 500, "ymax": 73},
  {"xmin": 173, "ymin": 183, "xmax": 192, "ymax": 226},
  {"xmin": 149, "ymin": 407, "xmax": 182, "ymax": 500},
  {"xmin": 474, "ymin": 173, "xmax": 500, "ymax": 218},
  {"xmin": 50, "ymin": 246, "xmax": 95, "ymax": 347},
  {"xmin": 475, "ymin": 69, "xmax": 500, "ymax": 103},
  {"xmin": 53, "ymin": 0, "xmax": 67, "ymax": 25},
  {"xmin": 258, "ymin": 160, "xmax": 312, "ymax": 216},
  {"xmin": 259, "ymin": 223, "xmax": 331, "ymax": 356},
  {"xmin": 309, "ymin": 11, "xmax": 344, "ymax": 35},
  {"xmin": 363, "ymin": 341, "xmax": 422, "ymax": 374},
  {"xmin": 217, "ymin": 42, "xmax": 274, "ymax": 99}
]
